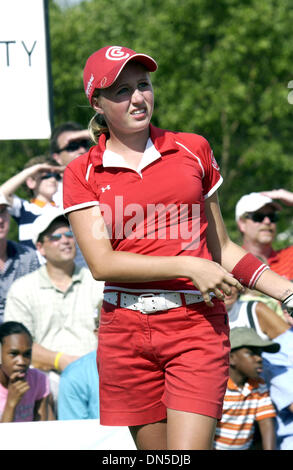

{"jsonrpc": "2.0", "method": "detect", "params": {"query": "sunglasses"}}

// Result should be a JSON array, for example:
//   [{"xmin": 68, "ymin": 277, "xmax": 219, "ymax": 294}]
[
  {"xmin": 40, "ymin": 172, "xmax": 61, "ymax": 181},
  {"xmin": 47, "ymin": 230, "xmax": 74, "ymax": 242},
  {"xmin": 0, "ymin": 206, "xmax": 8, "ymax": 215},
  {"xmin": 244, "ymin": 212, "xmax": 278, "ymax": 223},
  {"xmin": 57, "ymin": 139, "xmax": 90, "ymax": 153}
]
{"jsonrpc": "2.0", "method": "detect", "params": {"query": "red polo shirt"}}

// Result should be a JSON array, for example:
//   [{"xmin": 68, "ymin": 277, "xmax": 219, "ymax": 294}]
[
  {"xmin": 63, "ymin": 124, "xmax": 223, "ymax": 292},
  {"xmin": 267, "ymin": 245, "xmax": 293, "ymax": 280}
]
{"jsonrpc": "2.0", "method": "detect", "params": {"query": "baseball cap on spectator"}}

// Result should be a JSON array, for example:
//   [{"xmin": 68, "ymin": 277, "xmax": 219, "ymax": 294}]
[
  {"xmin": 83, "ymin": 45, "xmax": 157, "ymax": 104},
  {"xmin": 32, "ymin": 209, "xmax": 68, "ymax": 245},
  {"xmin": 230, "ymin": 327, "xmax": 280, "ymax": 353},
  {"xmin": 0, "ymin": 194, "xmax": 11, "ymax": 206},
  {"xmin": 235, "ymin": 192, "xmax": 282, "ymax": 222}
]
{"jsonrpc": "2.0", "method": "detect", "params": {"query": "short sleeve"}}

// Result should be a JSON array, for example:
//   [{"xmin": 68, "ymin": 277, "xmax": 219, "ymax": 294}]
[
  {"xmin": 175, "ymin": 133, "xmax": 222, "ymax": 199},
  {"xmin": 198, "ymin": 138, "xmax": 223, "ymax": 199},
  {"xmin": 255, "ymin": 383, "xmax": 276, "ymax": 421},
  {"xmin": 8, "ymin": 195, "xmax": 24, "ymax": 220},
  {"xmin": 28, "ymin": 369, "xmax": 50, "ymax": 400},
  {"xmin": 63, "ymin": 160, "xmax": 100, "ymax": 215}
]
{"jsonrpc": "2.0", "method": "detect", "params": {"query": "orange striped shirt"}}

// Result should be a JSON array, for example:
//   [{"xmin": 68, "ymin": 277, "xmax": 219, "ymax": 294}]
[{"xmin": 214, "ymin": 377, "xmax": 276, "ymax": 450}]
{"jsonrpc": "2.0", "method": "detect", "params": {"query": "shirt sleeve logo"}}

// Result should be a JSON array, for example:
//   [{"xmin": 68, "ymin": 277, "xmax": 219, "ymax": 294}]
[{"xmin": 211, "ymin": 150, "xmax": 220, "ymax": 170}]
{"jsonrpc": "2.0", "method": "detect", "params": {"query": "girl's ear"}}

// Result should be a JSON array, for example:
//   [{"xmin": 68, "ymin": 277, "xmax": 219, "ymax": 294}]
[{"xmin": 92, "ymin": 96, "xmax": 104, "ymax": 115}]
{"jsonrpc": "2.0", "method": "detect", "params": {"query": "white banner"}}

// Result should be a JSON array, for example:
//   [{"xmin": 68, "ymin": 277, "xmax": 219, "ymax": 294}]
[
  {"xmin": 0, "ymin": 419, "xmax": 136, "ymax": 450},
  {"xmin": 0, "ymin": 0, "xmax": 53, "ymax": 140}
]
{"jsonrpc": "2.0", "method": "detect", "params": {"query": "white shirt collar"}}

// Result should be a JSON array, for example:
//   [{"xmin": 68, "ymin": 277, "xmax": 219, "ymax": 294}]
[{"xmin": 102, "ymin": 138, "xmax": 161, "ymax": 176}]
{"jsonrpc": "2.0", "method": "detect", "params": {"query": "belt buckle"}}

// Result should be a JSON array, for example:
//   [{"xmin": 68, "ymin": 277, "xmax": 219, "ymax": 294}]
[{"xmin": 137, "ymin": 294, "xmax": 157, "ymax": 314}]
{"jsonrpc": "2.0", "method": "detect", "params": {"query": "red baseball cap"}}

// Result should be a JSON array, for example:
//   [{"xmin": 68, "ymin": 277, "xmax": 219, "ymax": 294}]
[{"xmin": 83, "ymin": 45, "xmax": 157, "ymax": 104}]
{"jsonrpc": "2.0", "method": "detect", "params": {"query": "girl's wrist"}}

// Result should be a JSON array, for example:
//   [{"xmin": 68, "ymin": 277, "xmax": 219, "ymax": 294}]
[
  {"xmin": 5, "ymin": 396, "xmax": 18, "ymax": 408},
  {"xmin": 178, "ymin": 256, "xmax": 200, "ymax": 281}
]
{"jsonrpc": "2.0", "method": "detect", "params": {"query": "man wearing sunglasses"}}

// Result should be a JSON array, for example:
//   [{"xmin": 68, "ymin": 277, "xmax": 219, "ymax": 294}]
[
  {"xmin": 50, "ymin": 122, "xmax": 91, "ymax": 208},
  {"xmin": 3, "ymin": 209, "xmax": 104, "ymax": 415},
  {"xmin": 51, "ymin": 122, "xmax": 91, "ymax": 168},
  {"xmin": 236, "ymin": 190, "xmax": 293, "ymax": 281}
]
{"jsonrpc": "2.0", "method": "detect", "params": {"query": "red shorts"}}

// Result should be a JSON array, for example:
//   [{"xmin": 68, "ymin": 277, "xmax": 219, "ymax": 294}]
[{"xmin": 97, "ymin": 297, "xmax": 230, "ymax": 426}]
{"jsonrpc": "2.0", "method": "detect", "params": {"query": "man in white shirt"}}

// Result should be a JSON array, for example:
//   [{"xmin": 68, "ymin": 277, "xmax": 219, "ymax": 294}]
[{"xmin": 4, "ymin": 209, "xmax": 104, "ymax": 411}]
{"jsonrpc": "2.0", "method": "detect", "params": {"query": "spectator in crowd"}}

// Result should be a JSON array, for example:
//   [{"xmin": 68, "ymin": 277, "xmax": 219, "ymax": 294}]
[
  {"xmin": 3, "ymin": 210, "xmax": 104, "ymax": 413},
  {"xmin": 224, "ymin": 285, "xmax": 293, "ymax": 450},
  {"xmin": 0, "ymin": 321, "xmax": 51, "ymax": 422},
  {"xmin": 235, "ymin": 190, "xmax": 293, "ymax": 324},
  {"xmin": 261, "ymin": 324, "xmax": 293, "ymax": 450},
  {"xmin": 50, "ymin": 122, "xmax": 91, "ymax": 208},
  {"xmin": 58, "ymin": 317, "xmax": 100, "ymax": 421},
  {"xmin": 225, "ymin": 285, "xmax": 290, "ymax": 340},
  {"xmin": 214, "ymin": 327, "xmax": 279, "ymax": 450},
  {"xmin": 235, "ymin": 190, "xmax": 293, "ymax": 280},
  {"xmin": 0, "ymin": 194, "xmax": 39, "ymax": 323},
  {"xmin": 0, "ymin": 155, "xmax": 63, "ymax": 250},
  {"xmin": 50, "ymin": 122, "xmax": 92, "ymax": 267}
]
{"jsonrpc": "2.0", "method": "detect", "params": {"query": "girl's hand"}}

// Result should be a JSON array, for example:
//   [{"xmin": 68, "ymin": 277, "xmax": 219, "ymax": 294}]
[
  {"xmin": 7, "ymin": 372, "xmax": 30, "ymax": 406},
  {"xmin": 187, "ymin": 257, "xmax": 244, "ymax": 307}
]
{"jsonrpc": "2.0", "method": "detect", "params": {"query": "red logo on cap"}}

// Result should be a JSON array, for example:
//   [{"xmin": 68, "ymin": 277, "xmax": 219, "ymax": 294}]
[
  {"xmin": 100, "ymin": 77, "xmax": 107, "ymax": 88},
  {"xmin": 105, "ymin": 46, "xmax": 130, "ymax": 61}
]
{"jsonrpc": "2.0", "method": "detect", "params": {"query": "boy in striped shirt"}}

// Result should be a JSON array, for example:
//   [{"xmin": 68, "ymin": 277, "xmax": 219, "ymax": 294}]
[{"xmin": 214, "ymin": 327, "xmax": 279, "ymax": 450}]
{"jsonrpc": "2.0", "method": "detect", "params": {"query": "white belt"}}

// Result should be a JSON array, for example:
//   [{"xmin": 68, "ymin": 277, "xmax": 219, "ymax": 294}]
[{"xmin": 104, "ymin": 291, "xmax": 205, "ymax": 314}]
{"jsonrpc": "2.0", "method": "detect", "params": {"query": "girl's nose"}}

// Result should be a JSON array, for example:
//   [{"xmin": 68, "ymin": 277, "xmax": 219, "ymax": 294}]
[{"xmin": 131, "ymin": 88, "xmax": 144, "ymax": 103}]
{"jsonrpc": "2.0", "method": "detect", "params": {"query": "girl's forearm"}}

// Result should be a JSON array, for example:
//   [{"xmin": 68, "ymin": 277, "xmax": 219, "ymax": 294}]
[
  {"xmin": 1, "ymin": 401, "xmax": 16, "ymax": 422},
  {"xmin": 88, "ymin": 250, "xmax": 191, "ymax": 282},
  {"xmin": 254, "ymin": 269, "xmax": 293, "ymax": 303}
]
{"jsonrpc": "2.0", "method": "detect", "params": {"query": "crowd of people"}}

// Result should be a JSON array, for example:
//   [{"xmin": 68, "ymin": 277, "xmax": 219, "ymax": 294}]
[
  {"xmin": 0, "ymin": 122, "xmax": 104, "ymax": 421},
  {"xmin": 0, "ymin": 44, "xmax": 293, "ymax": 451}
]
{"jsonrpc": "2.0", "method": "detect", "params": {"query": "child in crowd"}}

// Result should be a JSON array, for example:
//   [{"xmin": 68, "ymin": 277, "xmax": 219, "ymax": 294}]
[
  {"xmin": 214, "ymin": 327, "xmax": 279, "ymax": 450},
  {"xmin": 0, "ymin": 321, "xmax": 51, "ymax": 422},
  {"xmin": 0, "ymin": 155, "xmax": 64, "ymax": 249}
]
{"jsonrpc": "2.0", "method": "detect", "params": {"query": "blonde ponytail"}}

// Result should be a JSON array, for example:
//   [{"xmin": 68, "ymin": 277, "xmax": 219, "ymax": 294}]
[
  {"xmin": 88, "ymin": 113, "xmax": 109, "ymax": 144},
  {"xmin": 88, "ymin": 88, "xmax": 109, "ymax": 143}
]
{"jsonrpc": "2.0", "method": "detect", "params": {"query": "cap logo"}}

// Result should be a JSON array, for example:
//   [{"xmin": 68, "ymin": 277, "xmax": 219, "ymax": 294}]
[
  {"xmin": 100, "ymin": 77, "xmax": 107, "ymax": 88},
  {"xmin": 105, "ymin": 46, "xmax": 130, "ymax": 61},
  {"xmin": 86, "ymin": 73, "xmax": 95, "ymax": 97}
]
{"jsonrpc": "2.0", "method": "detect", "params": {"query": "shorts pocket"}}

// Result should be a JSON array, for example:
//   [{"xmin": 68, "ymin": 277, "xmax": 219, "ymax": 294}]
[{"xmin": 99, "ymin": 301, "xmax": 118, "ymax": 326}]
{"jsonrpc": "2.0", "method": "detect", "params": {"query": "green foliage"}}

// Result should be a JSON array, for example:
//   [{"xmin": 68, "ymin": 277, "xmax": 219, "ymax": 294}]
[{"xmin": 1, "ymin": 0, "xmax": 292, "ymax": 246}]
